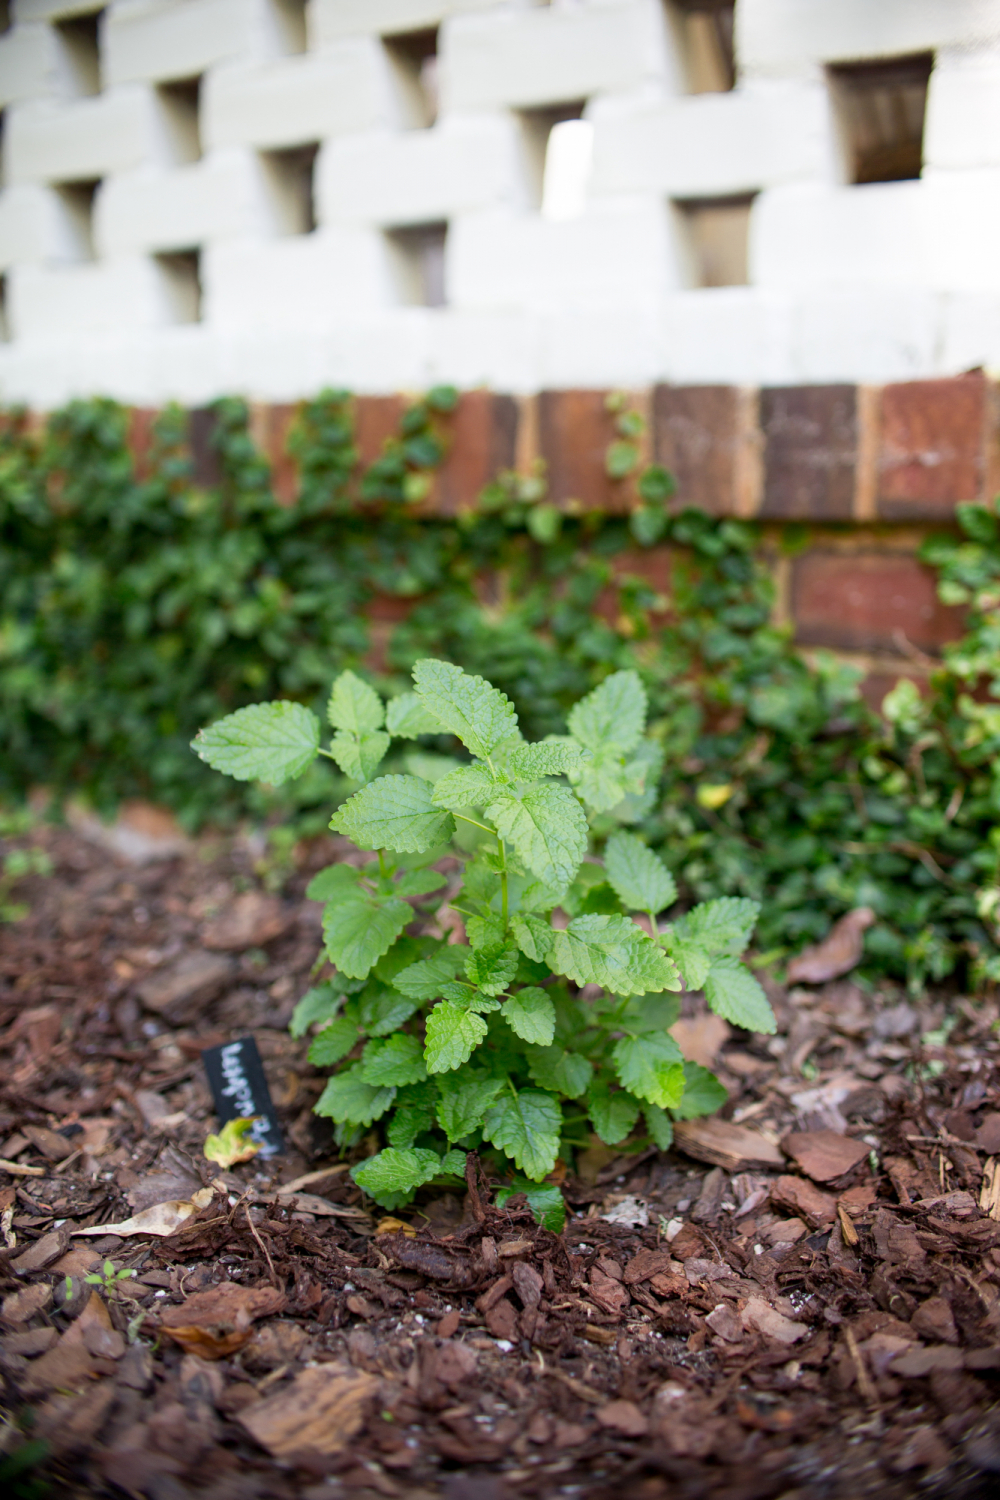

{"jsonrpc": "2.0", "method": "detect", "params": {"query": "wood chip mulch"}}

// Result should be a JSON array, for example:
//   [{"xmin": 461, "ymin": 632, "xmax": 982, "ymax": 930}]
[{"xmin": 2, "ymin": 819, "xmax": 1000, "ymax": 1500}]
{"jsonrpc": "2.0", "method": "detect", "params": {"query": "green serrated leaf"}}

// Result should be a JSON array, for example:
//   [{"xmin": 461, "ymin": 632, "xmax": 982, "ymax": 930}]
[
  {"xmin": 482, "ymin": 1089, "xmax": 561, "ymax": 1180},
  {"xmin": 432, "ymin": 763, "xmax": 500, "ymax": 807},
  {"xmin": 464, "ymin": 942, "xmax": 519, "ymax": 997},
  {"xmin": 289, "ymin": 983, "xmax": 342, "ymax": 1038},
  {"xmin": 329, "ymin": 728, "xmax": 390, "ymax": 783},
  {"xmin": 468, "ymin": 992, "xmax": 502, "ymax": 1014},
  {"xmin": 314, "ymin": 1066, "xmax": 395, "ymax": 1126},
  {"xmin": 352, "ymin": 1147, "xmax": 442, "ymax": 1204},
  {"xmin": 604, "ymin": 831, "xmax": 677, "ymax": 915},
  {"xmin": 435, "ymin": 1070, "xmax": 505, "ymax": 1141},
  {"xmin": 323, "ymin": 893, "xmax": 411, "ymax": 979},
  {"xmin": 327, "ymin": 670, "xmax": 384, "ymax": 734},
  {"xmin": 353, "ymin": 984, "xmax": 419, "ymax": 1036},
  {"xmin": 466, "ymin": 912, "xmax": 506, "ymax": 950},
  {"xmin": 386, "ymin": 692, "xmax": 444, "ymax": 738},
  {"xmin": 612, "ymin": 1033, "xmax": 685, "ymax": 1108},
  {"xmin": 507, "ymin": 741, "xmax": 584, "ymax": 779},
  {"xmin": 307, "ymin": 1016, "xmax": 358, "ymax": 1067},
  {"xmin": 332, "ymin": 774, "xmax": 456, "ymax": 854},
  {"xmin": 192, "ymin": 701, "xmax": 321, "ymax": 785},
  {"xmin": 424, "ymin": 1002, "xmax": 488, "ymax": 1073},
  {"xmin": 587, "ymin": 1081, "xmax": 640, "ymax": 1145},
  {"xmin": 620, "ymin": 992, "xmax": 682, "ymax": 1033},
  {"xmin": 672, "ymin": 1061, "xmax": 729, "ymax": 1119},
  {"xmin": 568, "ymin": 670, "xmax": 646, "ymax": 757},
  {"xmin": 548, "ymin": 914, "xmax": 682, "ymax": 996},
  {"xmin": 439, "ymin": 1148, "xmax": 468, "ymax": 1177},
  {"xmin": 496, "ymin": 1179, "xmax": 566, "ymax": 1232},
  {"xmin": 643, "ymin": 1103, "xmax": 674, "ymax": 1150},
  {"xmin": 393, "ymin": 948, "xmax": 469, "ymax": 1001},
  {"xmin": 386, "ymin": 1087, "xmax": 437, "ymax": 1147},
  {"xmin": 394, "ymin": 868, "xmax": 447, "ymax": 899},
  {"xmin": 485, "ymin": 783, "xmax": 587, "ymax": 889},
  {"xmin": 412, "ymin": 659, "xmax": 518, "ymax": 760},
  {"xmin": 306, "ymin": 864, "xmax": 360, "ymax": 902},
  {"xmin": 703, "ymin": 955, "xmax": 776, "ymax": 1033},
  {"xmin": 661, "ymin": 933, "xmax": 713, "ymax": 990},
  {"xmin": 360, "ymin": 1033, "xmax": 428, "ymax": 1086},
  {"xmin": 503, "ymin": 987, "xmax": 556, "ymax": 1045},
  {"xmin": 510, "ymin": 912, "xmax": 553, "ymax": 964},
  {"xmin": 676, "ymin": 897, "xmax": 760, "ymax": 958},
  {"xmin": 526, "ymin": 1045, "xmax": 593, "ymax": 1099}
]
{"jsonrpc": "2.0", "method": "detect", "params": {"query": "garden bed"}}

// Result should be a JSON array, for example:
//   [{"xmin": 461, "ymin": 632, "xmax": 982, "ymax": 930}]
[{"xmin": 1, "ymin": 819, "xmax": 999, "ymax": 1500}]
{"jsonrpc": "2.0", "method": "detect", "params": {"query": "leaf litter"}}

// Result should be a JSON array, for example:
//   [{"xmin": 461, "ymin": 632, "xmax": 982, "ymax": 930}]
[{"xmin": 1, "ymin": 821, "xmax": 1000, "ymax": 1498}]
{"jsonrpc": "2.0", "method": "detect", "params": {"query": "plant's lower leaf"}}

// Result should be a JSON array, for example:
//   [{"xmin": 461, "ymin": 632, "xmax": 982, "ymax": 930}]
[
  {"xmin": 314, "ymin": 1066, "xmax": 396, "ymax": 1126},
  {"xmin": 671, "ymin": 1061, "xmax": 729, "ymax": 1119},
  {"xmin": 359, "ymin": 1033, "xmax": 427, "ymax": 1087},
  {"xmin": 587, "ymin": 1081, "xmax": 640, "ymax": 1145},
  {"xmin": 435, "ymin": 1070, "xmax": 506, "ymax": 1141},
  {"xmin": 496, "ymin": 1179, "xmax": 566, "ymax": 1232},
  {"xmin": 482, "ymin": 1089, "xmax": 562, "ymax": 1180},
  {"xmin": 612, "ymin": 1033, "xmax": 685, "ymax": 1109},
  {"xmin": 703, "ymin": 955, "xmax": 776, "ymax": 1033},
  {"xmin": 323, "ymin": 894, "xmax": 410, "ymax": 979},
  {"xmin": 352, "ymin": 1147, "xmax": 443, "ymax": 1206},
  {"xmin": 307, "ymin": 1017, "xmax": 358, "ymax": 1068},
  {"xmin": 526, "ymin": 1045, "xmax": 593, "ymax": 1099}
]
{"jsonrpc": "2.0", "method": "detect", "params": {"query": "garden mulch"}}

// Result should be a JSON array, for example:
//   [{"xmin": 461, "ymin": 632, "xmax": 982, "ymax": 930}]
[{"xmin": 2, "ymin": 815, "xmax": 1000, "ymax": 1500}]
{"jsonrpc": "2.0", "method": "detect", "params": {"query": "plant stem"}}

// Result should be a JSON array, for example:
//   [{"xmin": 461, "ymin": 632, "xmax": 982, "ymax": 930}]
[
  {"xmin": 377, "ymin": 849, "xmax": 388, "ymax": 880},
  {"xmin": 453, "ymin": 812, "xmax": 494, "ymax": 834},
  {"xmin": 498, "ymin": 837, "xmax": 509, "ymax": 932}
]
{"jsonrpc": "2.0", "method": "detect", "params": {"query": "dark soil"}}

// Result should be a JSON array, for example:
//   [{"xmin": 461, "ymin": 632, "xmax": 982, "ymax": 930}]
[{"xmin": 2, "ymin": 816, "xmax": 1000, "ymax": 1500}]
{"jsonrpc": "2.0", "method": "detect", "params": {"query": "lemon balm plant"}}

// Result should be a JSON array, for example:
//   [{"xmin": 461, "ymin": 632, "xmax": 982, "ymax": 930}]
[{"xmin": 193, "ymin": 661, "xmax": 775, "ymax": 1220}]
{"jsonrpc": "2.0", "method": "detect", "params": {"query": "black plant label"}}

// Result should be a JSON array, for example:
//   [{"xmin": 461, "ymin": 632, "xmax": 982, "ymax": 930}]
[{"xmin": 201, "ymin": 1036, "xmax": 284, "ymax": 1158}]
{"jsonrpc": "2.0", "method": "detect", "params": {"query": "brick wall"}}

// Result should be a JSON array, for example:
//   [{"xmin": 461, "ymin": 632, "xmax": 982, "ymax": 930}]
[{"xmin": 1, "ymin": 1, "xmax": 999, "ymax": 408}]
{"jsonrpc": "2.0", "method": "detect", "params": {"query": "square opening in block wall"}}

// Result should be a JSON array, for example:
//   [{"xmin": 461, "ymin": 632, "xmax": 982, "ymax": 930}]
[
  {"xmin": 156, "ymin": 77, "xmax": 202, "ymax": 166},
  {"xmin": 828, "ymin": 53, "xmax": 933, "ymax": 184},
  {"xmin": 53, "ymin": 180, "xmax": 99, "ymax": 263},
  {"xmin": 386, "ymin": 222, "xmax": 447, "ymax": 307},
  {"xmin": 0, "ymin": 2, "xmax": 10, "ymax": 36},
  {"xmin": 269, "ymin": 0, "xmax": 307, "ymax": 55},
  {"xmin": 668, "ymin": 0, "xmax": 735, "ymax": 94},
  {"xmin": 383, "ymin": 27, "xmax": 439, "ymax": 130},
  {"xmin": 518, "ymin": 102, "xmax": 590, "ymax": 217},
  {"xmin": 259, "ymin": 144, "xmax": 317, "ymax": 236},
  {"xmin": 0, "ymin": 274, "xmax": 8, "ymax": 342},
  {"xmin": 155, "ymin": 249, "xmax": 201, "ymax": 324},
  {"xmin": 54, "ymin": 10, "xmax": 103, "ymax": 98},
  {"xmin": 675, "ymin": 193, "xmax": 755, "ymax": 287}
]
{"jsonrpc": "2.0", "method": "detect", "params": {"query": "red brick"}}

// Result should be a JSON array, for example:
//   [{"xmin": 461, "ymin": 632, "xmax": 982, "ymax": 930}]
[
  {"xmin": 126, "ymin": 408, "xmax": 159, "ymax": 483},
  {"xmin": 538, "ymin": 389, "xmax": 624, "ymax": 512},
  {"xmin": 434, "ymin": 392, "xmax": 518, "ymax": 514},
  {"xmin": 652, "ymin": 384, "xmax": 741, "ymax": 514},
  {"xmin": 353, "ymin": 395, "xmax": 406, "ymax": 469},
  {"xmin": 188, "ymin": 407, "xmax": 222, "ymax": 487},
  {"xmin": 759, "ymin": 386, "xmax": 856, "ymax": 519},
  {"xmin": 792, "ymin": 551, "xmax": 965, "ymax": 654},
  {"xmin": 610, "ymin": 546, "xmax": 673, "ymax": 599},
  {"xmin": 249, "ymin": 402, "xmax": 299, "ymax": 506},
  {"xmin": 878, "ymin": 372, "xmax": 987, "ymax": 518}
]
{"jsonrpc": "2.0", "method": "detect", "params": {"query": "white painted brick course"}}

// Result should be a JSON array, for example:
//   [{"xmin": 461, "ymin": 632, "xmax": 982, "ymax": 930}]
[
  {"xmin": 443, "ymin": 1, "xmax": 679, "ymax": 114},
  {"xmin": 737, "ymin": 0, "xmax": 1000, "ymax": 77},
  {"xmin": 659, "ymin": 288, "xmax": 794, "ymax": 385},
  {"xmin": 96, "ymin": 150, "xmax": 279, "ymax": 255},
  {"xmin": 206, "ymin": 230, "xmax": 399, "ymax": 329},
  {"xmin": 6, "ymin": 88, "xmax": 162, "ymax": 183},
  {"xmin": 204, "ymin": 41, "xmax": 391, "ymax": 150},
  {"xmin": 0, "ymin": 25, "xmax": 57, "ymax": 107},
  {"xmin": 317, "ymin": 115, "xmax": 530, "ymax": 227},
  {"xmin": 313, "ymin": 0, "xmax": 496, "ymax": 45},
  {"xmin": 924, "ymin": 50, "xmax": 1000, "ymax": 171},
  {"xmin": 589, "ymin": 80, "xmax": 837, "ymax": 199},
  {"xmin": 790, "ymin": 288, "xmax": 941, "ymax": 382},
  {"xmin": 8, "ymin": 255, "xmax": 180, "ymax": 340},
  {"xmin": 0, "ymin": 186, "xmax": 60, "ymax": 268},
  {"xmin": 104, "ymin": 0, "xmax": 280, "ymax": 87}
]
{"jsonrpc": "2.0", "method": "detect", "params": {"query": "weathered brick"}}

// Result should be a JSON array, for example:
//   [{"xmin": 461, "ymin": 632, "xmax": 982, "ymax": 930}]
[
  {"xmin": 759, "ymin": 386, "xmax": 856, "ymax": 520},
  {"xmin": 792, "ymin": 551, "xmax": 965, "ymax": 654},
  {"xmin": 652, "ymin": 385, "xmax": 741, "ymax": 515},
  {"xmin": 353, "ymin": 396, "xmax": 406, "ymax": 471},
  {"xmin": 249, "ymin": 402, "xmax": 299, "ymax": 507},
  {"xmin": 538, "ymin": 390, "xmax": 624, "ymax": 513},
  {"xmin": 435, "ymin": 392, "xmax": 518, "ymax": 515},
  {"xmin": 878, "ymin": 372, "xmax": 987, "ymax": 518},
  {"xmin": 188, "ymin": 408, "xmax": 222, "ymax": 488},
  {"xmin": 126, "ymin": 408, "xmax": 159, "ymax": 484}
]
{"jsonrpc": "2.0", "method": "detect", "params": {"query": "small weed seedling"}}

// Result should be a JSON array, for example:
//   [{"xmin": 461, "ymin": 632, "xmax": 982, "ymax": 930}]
[
  {"xmin": 83, "ymin": 1260, "xmax": 137, "ymax": 1298},
  {"xmin": 194, "ymin": 661, "xmax": 776, "ymax": 1222}
]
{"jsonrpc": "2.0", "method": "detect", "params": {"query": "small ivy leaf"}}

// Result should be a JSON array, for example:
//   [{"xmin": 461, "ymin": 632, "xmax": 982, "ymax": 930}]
[
  {"xmin": 331, "ymin": 775, "xmax": 456, "ymax": 854},
  {"xmin": 464, "ymin": 942, "xmax": 519, "ymax": 997},
  {"xmin": 586, "ymin": 1081, "xmax": 640, "ymax": 1146},
  {"xmin": 424, "ymin": 1002, "xmax": 488, "ymax": 1074},
  {"xmin": 612, "ymin": 1034, "xmax": 685, "ymax": 1109},
  {"xmin": 548, "ymin": 914, "xmax": 682, "ymax": 996},
  {"xmin": 506, "ymin": 741, "xmax": 584, "ymax": 779},
  {"xmin": 412, "ymin": 659, "xmax": 518, "ymax": 761},
  {"xmin": 503, "ymin": 987, "xmax": 556, "ymax": 1046},
  {"xmin": 386, "ymin": 692, "xmax": 443, "ymax": 739},
  {"xmin": 352, "ymin": 1147, "xmax": 443, "ymax": 1206},
  {"xmin": 433, "ymin": 763, "xmax": 500, "ymax": 807},
  {"xmin": 192, "ymin": 701, "xmax": 321, "ymax": 785},
  {"xmin": 203, "ymin": 1117, "xmax": 261, "ymax": 1169},
  {"xmin": 323, "ymin": 893, "xmax": 411, "ymax": 979},
  {"xmin": 672, "ymin": 1062, "xmax": 729, "ymax": 1119},
  {"xmin": 359, "ymin": 1034, "xmax": 428, "ymax": 1087},
  {"xmin": 643, "ymin": 1103, "xmax": 674, "ymax": 1150},
  {"xmin": 289, "ymin": 983, "xmax": 342, "ymax": 1038},
  {"xmin": 703, "ymin": 955, "xmax": 776, "ymax": 1034},
  {"xmin": 307, "ymin": 1016, "xmax": 358, "ymax": 1067},
  {"xmin": 327, "ymin": 670, "xmax": 384, "ymax": 735},
  {"xmin": 314, "ymin": 1066, "xmax": 396, "ymax": 1126},
  {"xmin": 496, "ymin": 1179, "xmax": 566, "ymax": 1232},
  {"xmin": 482, "ymin": 1089, "xmax": 562, "ymax": 1181},
  {"xmin": 675, "ymin": 897, "xmax": 760, "ymax": 958},
  {"xmin": 604, "ymin": 831, "xmax": 677, "ymax": 915},
  {"xmin": 435, "ymin": 1070, "xmax": 506, "ymax": 1141},
  {"xmin": 526, "ymin": 1045, "xmax": 593, "ymax": 1099},
  {"xmin": 393, "ymin": 948, "xmax": 469, "ymax": 1001},
  {"xmin": 329, "ymin": 728, "xmax": 390, "ymax": 783},
  {"xmin": 510, "ymin": 912, "xmax": 554, "ymax": 964}
]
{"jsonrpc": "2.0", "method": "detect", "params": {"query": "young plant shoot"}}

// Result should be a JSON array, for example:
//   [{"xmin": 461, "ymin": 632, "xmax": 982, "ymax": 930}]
[{"xmin": 193, "ymin": 662, "xmax": 775, "ymax": 1221}]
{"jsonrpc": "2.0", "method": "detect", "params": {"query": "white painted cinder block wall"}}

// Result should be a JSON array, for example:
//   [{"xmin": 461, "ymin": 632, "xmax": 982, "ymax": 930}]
[{"xmin": 0, "ymin": 0, "xmax": 999, "ymax": 407}]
